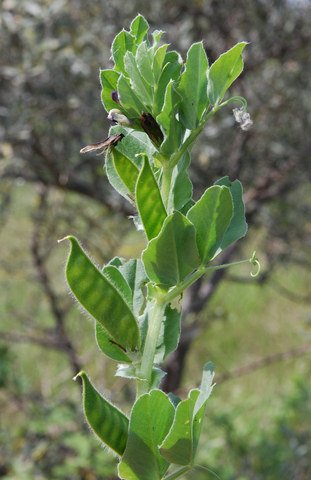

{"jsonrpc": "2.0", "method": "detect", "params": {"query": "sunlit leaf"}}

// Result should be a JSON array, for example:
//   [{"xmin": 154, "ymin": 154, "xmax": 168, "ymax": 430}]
[
  {"xmin": 152, "ymin": 44, "xmax": 169, "ymax": 83},
  {"xmin": 136, "ymin": 41, "xmax": 154, "ymax": 85},
  {"xmin": 157, "ymin": 80, "xmax": 184, "ymax": 155},
  {"xmin": 105, "ymin": 148, "xmax": 134, "ymax": 203},
  {"xmin": 168, "ymin": 152, "xmax": 193, "ymax": 212},
  {"xmin": 118, "ymin": 390, "xmax": 175, "ymax": 480},
  {"xmin": 130, "ymin": 14, "xmax": 149, "ymax": 44},
  {"xmin": 155, "ymin": 304, "xmax": 181, "ymax": 362},
  {"xmin": 124, "ymin": 51, "xmax": 153, "ymax": 107},
  {"xmin": 100, "ymin": 69, "xmax": 120, "ymax": 112},
  {"xmin": 187, "ymin": 185, "xmax": 233, "ymax": 263},
  {"xmin": 118, "ymin": 74, "xmax": 145, "ymax": 117},
  {"xmin": 110, "ymin": 148, "xmax": 140, "ymax": 197},
  {"xmin": 142, "ymin": 211, "xmax": 200, "ymax": 286},
  {"xmin": 135, "ymin": 155, "xmax": 167, "ymax": 241},
  {"xmin": 111, "ymin": 29, "xmax": 135, "ymax": 73},
  {"xmin": 153, "ymin": 54, "xmax": 182, "ymax": 116},
  {"xmin": 178, "ymin": 42, "xmax": 209, "ymax": 129},
  {"xmin": 207, "ymin": 42, "xmax": 248, "ymax": 105},
  {"xmin": 160, "ymin": 363, "xmax": 215, "ymax": 465}
]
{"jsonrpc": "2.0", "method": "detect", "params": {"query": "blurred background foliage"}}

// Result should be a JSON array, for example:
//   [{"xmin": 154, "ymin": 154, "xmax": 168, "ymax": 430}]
[{"xmin": 0, "ymin": 0, "xmax": 311, "ymax": 478}]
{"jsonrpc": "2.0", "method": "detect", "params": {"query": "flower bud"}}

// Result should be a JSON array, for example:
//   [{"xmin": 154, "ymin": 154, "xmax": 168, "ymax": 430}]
[
  {"xmin": 140, "ymin": 112, "xmax": 164, "ymax": 145},
  {"xmin": 107, "ymin": 109, "xmax": 131, "ymax": 126},
  {"xmin": 111, "ymin": 91, "xmax": 120, "ymax": 104}
]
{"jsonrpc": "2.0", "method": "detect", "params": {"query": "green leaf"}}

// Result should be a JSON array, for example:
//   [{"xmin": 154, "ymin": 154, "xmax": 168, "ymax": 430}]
[
  {"xmin": 118, "ymin": 390, "xmax": 175, "ymax": 480},
  {"xmin": 152, "ymin": 29, "xmax": 165, "ymax": 47},
  {"xmin": 111, "ymin": 29, "xmax": 135, "ymax": 73},
  {"xmin": 102, "ymin": 265, "xmax": 133, "ymax": 309},
  {"xmin": 118, "ymin": 74, "xmax": 145, "ymax": 117},
  {"xmin": 215, "ymin": 176, "xmax": 248, "ymax": 249},
  {"xmin": 178, "ymin": 42, "xmax": 209, "ymax": 129},
  {"xmin": 105, "ymin": 126, "xmax": 156, "ymax": 203},
  {"xmin": 156, "ymin": 80, "xmax": 183, "ymax": 155},
  {"xmin": 95, "ymin": 323, "xmax": 132, "ymax": 363},
  {"xmin": 160, "ymin": 389, "xmax": 199, "ymax": 466},
  {"xmin": 187, "ymin": 185, "xmax": 233, "ymax": 263},
  {"xmin": 124, "ymin": 51, "xmax": 153, "ymax": 107},
  {"xmin": 95, "ymin": 264, "xmax": 134, "ymax": 362},
  {"xmin": 100, "ymin": 69, "xmax": 120, "ymax": 112},
  {"xmin": 155, "ymin": 305, "xmax": 181, "ymax": 362},
  {"xmin": 111, "ymin": 125, "xmax": 157, "ymax": 162},
  {"xmin": 130, "ymin": 14, "xmax": 149, "ymax": 44},
  {"xmin": 75, "ymin": 371, "xmax": 129, "ymax": 456},
  {"xmin": 152, "ymin": 44, "xmax": 169, "ymax": 83},
  {"xmin": 105, "ymin": 148, "xmax": 134, "ymax": 204},
  {"xmin": 119, "ymin": 259, "xmax": 148, "ymax": 317},
  {"xmin": 153, "ymin": 62, "xmax": 182, "ymax": 116},
  {"xmin": 207, "ymin": 42, "xmax": 248, "ymax": 105},
  {"xmin": 142, "ymin": 211, "xmax": 200, "ymax": 286},
  {"xmin": 160, "ymin": 363, "xmax": 215, "ymax": 466},
  {"xmin": 136, "ymin": 41, "xmax": 155, "ymax": 85},
  {"xmin": 168, "ymin": 152, "xmax": 193, "ymax": 212},
  {"xmin": 110, "ymin": 148, "xmax": 140, "ymax": 197},
  {"xmin": 64, "ymin": 236, "xmax": 140, "ymax": 351},
  {"xmin": 135, "ymin": 155, "xmax": 167, "ymax": 241}
]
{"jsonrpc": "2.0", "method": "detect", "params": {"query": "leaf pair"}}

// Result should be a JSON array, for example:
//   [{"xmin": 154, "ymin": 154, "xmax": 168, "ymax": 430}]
[
  {"xmin": 118, "ymin": 363, "xmax": 215, "ymax": 479},
  {"xmin": 64, "ymin": 236, "xmax": 141, "ymax": 361},
  {"xmin": 142, "ymin": 182, "xmax": 247, "ymax": 287}
]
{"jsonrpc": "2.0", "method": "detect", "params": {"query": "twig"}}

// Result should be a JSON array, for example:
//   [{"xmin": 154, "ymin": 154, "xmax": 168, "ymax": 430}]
[
  {"xmin": 217, "ymin": 344, "xmax": 311, "ymax": 383},
  {"xmin": 31, "ymin": 185, "xmax": 81, "ymax": 375}
]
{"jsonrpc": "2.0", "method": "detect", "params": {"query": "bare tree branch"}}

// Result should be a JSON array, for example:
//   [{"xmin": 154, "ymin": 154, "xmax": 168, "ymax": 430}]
[
  {"xmin": 30, "ymin": 185, "xmax": 82, "ymax": 375},
  {"xmin": 217, "ymin": 344, "xmax": 311, "ymax": 384}
]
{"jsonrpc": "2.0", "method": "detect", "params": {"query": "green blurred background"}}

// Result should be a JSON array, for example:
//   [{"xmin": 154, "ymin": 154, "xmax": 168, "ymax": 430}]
[{"xmin": 0, "ymin": 0, "xmax": 310, "ymax": 478}]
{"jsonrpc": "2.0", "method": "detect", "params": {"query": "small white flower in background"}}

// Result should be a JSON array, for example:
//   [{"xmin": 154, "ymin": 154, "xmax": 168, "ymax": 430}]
[{"xmin": 233, "ymin": 107, "xmax": 253, "ymax": 131}]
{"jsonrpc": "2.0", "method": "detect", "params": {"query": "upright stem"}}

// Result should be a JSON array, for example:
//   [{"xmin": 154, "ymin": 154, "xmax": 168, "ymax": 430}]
[
  {"xmin": 161, "ymin": 164, "xmax": 173, "ymax": 210},
  {"xmin": 137, "ymin": 300, "xmax": 166, "ymax": 397}
]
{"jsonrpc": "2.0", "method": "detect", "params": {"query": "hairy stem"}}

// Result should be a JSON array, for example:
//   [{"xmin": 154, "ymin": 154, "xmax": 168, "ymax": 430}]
[
  {"xmin": 163, "ymin": 258, "xmax": 253, "ymax": 304},
  {"xmin": 137, "ymin": 300, "xmax": 166, "ymax": 396}
]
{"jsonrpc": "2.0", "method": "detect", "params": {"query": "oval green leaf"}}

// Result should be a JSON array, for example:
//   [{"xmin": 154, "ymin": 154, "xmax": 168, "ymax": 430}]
[
  {"xmin": 124, "ymin": 51, "xmax": 153, "ymax": 107},
  {"xmin": 95, "ymin": 323, "xmax": 132, "ymax": 363},
  {"xmin": 75, "ymin": 371, "xmax": 129, "ymax": 456},
  {"xmin": 142, "ymin": 211, "xmax": 200, "ymax": 286},
  {"xmin": 111, "ymin": 148, "xmax": 140, "ymax": 197},
  {"xmin": 135, "ymin": 155, "xmax": 167, "ymax": 241},
  {"xmin": 100, "ymin": 69, "xmax": 120, "ymax": 112},
  {"xmin": 160, "ymin": 363, "xmax": 215, "ymax": 466},
  {"xmin": 178, "ymin": 42, "xmax": 209, "ymax": 129},
  {"xmin": 118, "ymin": 73, "xmax": 145, "ymax": 117},
  {"xmin": 187, "ymin": 185, "xmax": 233, "ymax": 264},
  {"xmin": 214, "ymin": 176, "xmax": 248, "ymax": 250},
  {"xmin": 207, "ymin": 42, "xmax": 248, "ymax": 105},
  {"xmin": 118, "ymin": 390, "xmax": 175, "ymax": 480},
  {"xmin": 130, "ymin": 14, "xmax": 149, "ymax": 44},
  {"xmin": 111, "ymin": 29, "xmax": 135, "ymax": 73},
  {"xmin": 64, "ymin": 236, "xmax": 140, "ymax": 351}
]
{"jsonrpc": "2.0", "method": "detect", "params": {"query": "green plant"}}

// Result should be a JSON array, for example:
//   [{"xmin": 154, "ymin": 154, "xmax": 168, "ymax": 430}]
[{"xmin": 60, "ymin": 15, "xmax": 258, "ymax": 479}]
